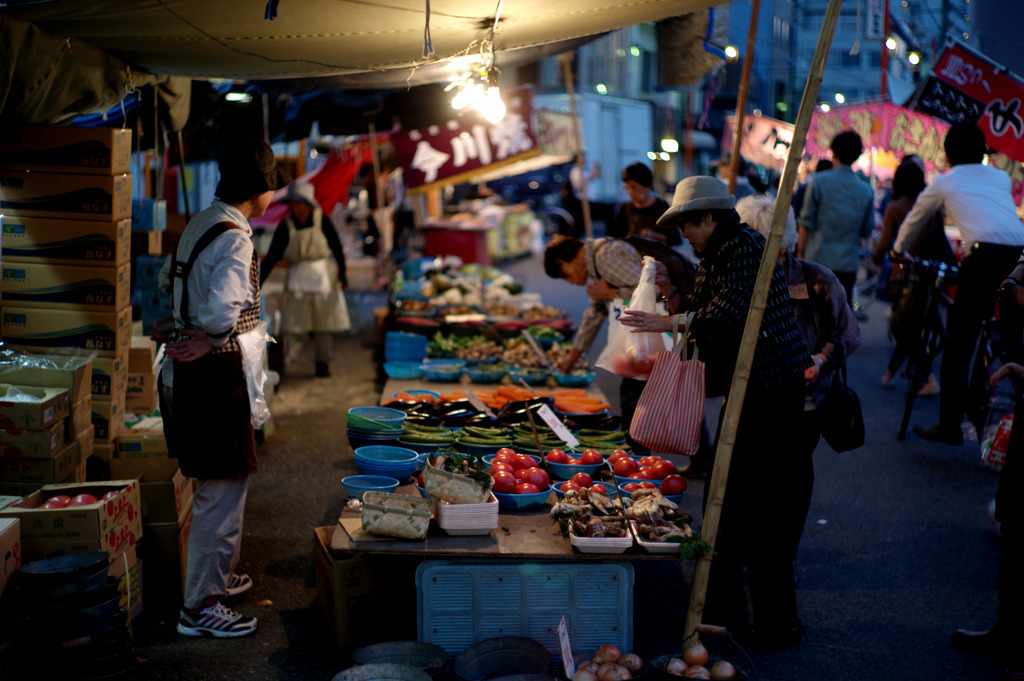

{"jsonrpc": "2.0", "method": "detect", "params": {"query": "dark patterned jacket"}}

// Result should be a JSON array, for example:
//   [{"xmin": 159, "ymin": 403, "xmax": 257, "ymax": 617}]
[{"xmin": 682, "ymin": 219, "xmax": 811, "ymax": 397}]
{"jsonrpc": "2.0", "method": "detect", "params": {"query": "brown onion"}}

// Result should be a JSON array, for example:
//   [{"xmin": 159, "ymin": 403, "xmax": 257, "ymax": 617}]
[{"xmin": 681, "ymin": 642, "xmax": 709, "ymax": 668}]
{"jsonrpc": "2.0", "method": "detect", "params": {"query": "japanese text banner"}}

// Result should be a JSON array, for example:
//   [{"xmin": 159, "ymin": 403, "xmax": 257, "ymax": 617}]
[
  {"xmin": 393, "ymin": 87, "xmax": 537, "ymax": 192},
  {"xmin": 910, "ymin": 40, "xmax": 1024, "ymax": 162}
]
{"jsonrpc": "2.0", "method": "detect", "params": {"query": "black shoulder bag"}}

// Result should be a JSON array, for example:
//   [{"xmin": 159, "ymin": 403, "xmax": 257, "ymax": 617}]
[{"xmin": 819, "ymin": 363, "xmax": 865, "ymax": 452}]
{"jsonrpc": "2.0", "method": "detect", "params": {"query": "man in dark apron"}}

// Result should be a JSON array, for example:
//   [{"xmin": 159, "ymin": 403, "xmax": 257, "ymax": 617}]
[{"xmin": 150, "ymin": 138, "xmax": 290, "ymax": 638}]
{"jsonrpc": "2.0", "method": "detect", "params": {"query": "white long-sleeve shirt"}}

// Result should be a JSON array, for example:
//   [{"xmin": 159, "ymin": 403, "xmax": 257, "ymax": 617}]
[
  {"xmin": 158, "ymin": 199, "xmax": 256, "ymax": 348},
  {"xmin": 894, "ymin": 163, "xmax": 1024, "ymax": 254}
]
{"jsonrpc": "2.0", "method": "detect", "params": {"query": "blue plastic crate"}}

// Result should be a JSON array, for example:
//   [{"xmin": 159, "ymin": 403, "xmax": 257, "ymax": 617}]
[{"xmin": 416, "ymin": 560, "xmax": 633, "ymax": 675}]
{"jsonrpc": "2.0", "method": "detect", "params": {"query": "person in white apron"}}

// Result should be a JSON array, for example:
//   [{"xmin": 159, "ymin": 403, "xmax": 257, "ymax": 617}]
[
  {"xmin": 149, "ymin": 137, "xmax": 290, "ymax": 639},
  {"xmin": 259, "ymin": 180, "xmax": 350, "ymax": 377}
]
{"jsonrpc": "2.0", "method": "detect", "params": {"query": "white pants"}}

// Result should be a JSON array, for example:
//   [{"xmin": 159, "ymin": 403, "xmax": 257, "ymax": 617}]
[{"xmin": 184, "ymin": 476, "xmax": 249, "ymax": 610}]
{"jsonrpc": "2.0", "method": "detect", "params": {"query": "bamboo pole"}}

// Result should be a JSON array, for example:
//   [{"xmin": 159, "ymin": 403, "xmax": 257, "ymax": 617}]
[
  {"xmin": 560, "ymin": 52, "xmax": 593, "ymax": 239},
  {"xmin": 726, "ymin": 0, "xmax": 761, "ymax": 195},
  {"xmin": 682, "ymin": 0, "xmax": 844, "ymax": 651}
]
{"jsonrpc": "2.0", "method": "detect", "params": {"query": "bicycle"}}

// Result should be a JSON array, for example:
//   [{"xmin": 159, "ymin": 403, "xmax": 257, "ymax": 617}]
[{"xmin": 892, "ymin": 258, "xmax": 958, "ymax": 440}]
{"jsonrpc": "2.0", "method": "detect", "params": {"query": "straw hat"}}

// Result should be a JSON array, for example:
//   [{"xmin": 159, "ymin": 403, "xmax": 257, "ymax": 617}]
[
  {"xmin": 657, "ymin": 175, "xmax": 736, "ymax": 225},
  {"xmin": 282, "ymin": 180, "xmax": 320, "ymax": 209}
]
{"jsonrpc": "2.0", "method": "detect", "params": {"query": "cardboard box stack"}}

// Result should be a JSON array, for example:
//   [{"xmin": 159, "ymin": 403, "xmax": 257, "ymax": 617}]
[
  {"xmin": 113, "ymin": 416, "xmax": 193, "ymax": 611},
  {"xmin": 0, "ymin": 126, "xmax": 134, "ymax": 451},
  {"xmin": 0, "ymin": 348, "xmax": 95, "ymax": 494},
  {"xmin": 125, "ymin": 337, "xmax": 159, "ymax": 416}
]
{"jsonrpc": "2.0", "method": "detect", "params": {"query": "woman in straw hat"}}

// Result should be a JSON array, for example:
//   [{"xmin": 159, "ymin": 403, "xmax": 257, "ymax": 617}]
[
  {"xmin": 260, "ymin": 180, "xmax": 350, "ymax": 378},
  {"xmin": 621, "ymin": 175, "xmax": 812, "ymax": 647}
]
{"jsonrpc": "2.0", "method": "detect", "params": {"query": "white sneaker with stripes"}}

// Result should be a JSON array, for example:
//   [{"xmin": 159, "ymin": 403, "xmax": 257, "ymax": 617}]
[
  {"xmin": 226, "ymin": 572, "xmax": 253, "ymax": 597},
  {"xmin": 177, "ymin": 600, "xmax": 258, "ymax": 638}
]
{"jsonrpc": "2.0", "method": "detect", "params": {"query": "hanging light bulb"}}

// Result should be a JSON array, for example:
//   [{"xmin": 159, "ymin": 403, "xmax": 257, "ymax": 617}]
[
  {"xmin": 480, "ymin": 67, "xmax": 506, "ymax": 123},
  {"xmin": 451, "ymin": 85, "xmax": 470, "ymax": 110}
]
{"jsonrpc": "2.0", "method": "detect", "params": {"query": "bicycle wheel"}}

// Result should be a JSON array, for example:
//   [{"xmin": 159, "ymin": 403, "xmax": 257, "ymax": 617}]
[
  {"xmin": 965, "ymin": 320, "xmax": 1001, "ymax": 437},
  {"xmin": 899, "ymin": 292, "xmax": 946, "ymax": 440}
]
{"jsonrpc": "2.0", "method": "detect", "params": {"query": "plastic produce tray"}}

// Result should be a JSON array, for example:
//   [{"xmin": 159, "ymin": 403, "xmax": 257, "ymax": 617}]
[{"xmin": 416, "ymin": 560, "xmax": 633, "ymax": 675}]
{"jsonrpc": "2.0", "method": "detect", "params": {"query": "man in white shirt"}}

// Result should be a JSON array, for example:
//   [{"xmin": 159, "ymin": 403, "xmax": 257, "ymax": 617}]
[{"xmin": 893, "ymin": 122, "xmax": 1024, "ymax": 445}]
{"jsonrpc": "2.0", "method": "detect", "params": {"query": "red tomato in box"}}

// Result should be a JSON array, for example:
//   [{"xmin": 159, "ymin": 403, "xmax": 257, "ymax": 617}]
[
  {"xmin": 520, "ymin": 467, "xmax": 550, "ymax": 489},
  {"xmin": 513, "ymin": 454, "xmax": 537, "ymax": 470},
  {"xmin": 660, "ymin": 475, "xmax": 687, "ymax": 495},
  {"xmin": 650, "ymin": 460, "xmax": 677, "ymax": 480},
  {"xmin": 492, "ymin": 471, "xmax": 518, "ymax": 494},
  {"xmin": 516, "ymin": 482, "xmax": 541, "ymax": 494},
  {"xmin": 622, "ymin": 482, "xmax": 641, "ymax": 493},
  {"xmin": 613, "ymin": 457, "xmax": 639, "ymax": 477},
  {"xmin": 68, "ymin": 494, "xmax": 98, "ymax": 507},
  {"xmin": 570, "ymin": 472, "xmax": 593, "ymax": 488},
  {"xmin": 579, "ymin": 449, "xmax": 604, "ymax": 465},
  {"xmin": 546, "ymin": 450, "xmax": 570, "ymax": 464}
]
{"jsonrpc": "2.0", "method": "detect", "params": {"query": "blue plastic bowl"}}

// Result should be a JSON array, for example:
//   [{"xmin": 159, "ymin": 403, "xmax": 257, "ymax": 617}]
[
  {"xmin": 551, "ymin": 370, "xmax": 596, "ymax": 388},
  {"xmin": 348, "ymin": 432, "xmax": 400, "ymax": 451},
  {"xmin": 348, "ymin": 406, "xmax": 408, "ymax": 428},
  {"xmin": 507, "ymin": 368, "xmax": 549, "ymax": 386},
  {"xmin": 545, "ymin": 458, "xmax": 608, "ymax": 480},
  {"xmin": 457, "ymin": 440, "xmax": 512, "ymax": 456},
  {"xmin": 422, "ymin": 360, "xmax": 465, "ymax": 383},
  {"xmin": 354, "ymin": 446, "xmax": 420, "ymax": 463},
  {"xmin": 492, "ymin": 486, "xmax": 552, "ymax": 510},
  {"xmin": 396, "ymin": 438, "xmax": 456, "ymax": 456},
  {"xmin": 464, "ymin": 365, "xmax": 508, "ymax": 384},
  {"xmin": 354, "ymin": 459, "xmax": 419, "ymax": 481},
  {"xmin": 385, "ymin": 331, "xmax": 429, "ymax": 362},
  {"xmin": 342, "ymin": 475, "xmax": 400, "ymax": 499},
  {"xmin": 383, "ymin": 361, "xmax": 424, "ymax": 380},
  {"xmin": 553, "ymin": 480, "xmax": 618, "ymax": 499}
]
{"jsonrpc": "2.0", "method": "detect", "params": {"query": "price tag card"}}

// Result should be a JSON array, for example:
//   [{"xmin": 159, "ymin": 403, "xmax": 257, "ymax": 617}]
[
  {"xmin": 520, "ymin": 329, "xmax": 548, "ymax": 366},
  {"xmin": 537, "ymin": 404, "xmax": 579, "ymax": 450},
  {"xmin": 558, "ymin": 616, "xmax": 575, "ymax": 680},
  {"xmin": 464, "ymin": 390, "xmax": 496, "ymax": 418}
]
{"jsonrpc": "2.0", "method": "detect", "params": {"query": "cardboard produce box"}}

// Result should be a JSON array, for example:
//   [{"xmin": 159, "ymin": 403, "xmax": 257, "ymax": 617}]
[
  {"xmin": 0, "ymin": 126, "xmax": 132, "ymax": 175},
  {"xmin": 1, "ymin": 306, "xmax": 130, "ymax": 358},
  {"xmin": 2, "ymin": 262, "xmax": 130, "ymax": 311},
  {"xmin": 0, "ymin": 216, "xmax": 131, "ymax": 268},
  {"xmin": 313, "ymin": 526, "xmax": 418, "ymax": 648},
  {"xmin": 0, "ymin": 170, "xmax": 132, "ymax": 221},
  {"xmin": 0, "ymin": 421, "xmax": 64, "ymax": 457},
  {"xmin": 66, "ymin": 394, "xmax": 93, "ymax": 441},
  {"xmin": 141, "ymin": 506, "xmax": 191, "ymax": 609},
  {"xmin": 0, "ymin": 518, "xmax": 20, "ymax": 600},
  {"xmin": 92, "ymin": 393, "xmax": 125, "ymax": 443},
  {"xmin": 114, "ymin": 418, "xmax": 175, "ymax": 480},
  {"xmin": 92, "ymin": 352, "xmax": 128, "ymax": 399},
  {"xmin": 125, "ymin": 338, "xmax": 158, "ymax": 414},
  {"xmin": 0, "ymin": 438, "xmax": 83, "ymax": 484},
  {"xmin": 110, "ymin": 464, "xmax": 192, "ymax": 526},
  {"xmin": 0, "ymin": 347, "xmax": 93, "ymax": 404},
  {"xmin": 0, "ymin": 385, "xmax": 68, "ymax": 430},
  {"xmin": 0, "ymin": 480, "xmax": 141, "ymax": 546}
]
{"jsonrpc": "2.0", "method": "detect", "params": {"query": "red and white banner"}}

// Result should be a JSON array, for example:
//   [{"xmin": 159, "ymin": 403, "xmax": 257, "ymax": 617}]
[
  {"xmin": 392, "ymin": 87, "xmax": 538, "ymax": 192},
  {"xmin": 909, "ymin": 40, "xmax": 1024, "ymax": 162}
]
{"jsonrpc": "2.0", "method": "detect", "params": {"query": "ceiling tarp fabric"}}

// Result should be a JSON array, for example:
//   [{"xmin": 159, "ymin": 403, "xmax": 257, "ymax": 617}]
[
  {"xmin": 0, "ymin": 0, "xmax": 724, "ymax": 82},
  {"xmin": 0, "ymin": 16, "xmax": 190, "ymax": 127},
  {"xmin": 656, "ymin": 6, "xmax": 729, "ymax": 88}
]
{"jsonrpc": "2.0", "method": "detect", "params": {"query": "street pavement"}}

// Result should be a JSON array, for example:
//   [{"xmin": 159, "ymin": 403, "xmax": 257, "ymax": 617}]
[{"xmin": 122, "ymin": 252, "xmax": 1012, "ymax": 681}]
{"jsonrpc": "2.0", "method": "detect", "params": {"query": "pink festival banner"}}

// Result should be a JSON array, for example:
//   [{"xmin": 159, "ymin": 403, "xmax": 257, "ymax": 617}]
[{"xmin": 806, "ymin": 101, "xmax": 1024, "ymax": 207}]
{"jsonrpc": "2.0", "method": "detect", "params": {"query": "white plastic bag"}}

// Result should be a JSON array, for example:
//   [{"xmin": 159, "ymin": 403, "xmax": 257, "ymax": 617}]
[{"xmin": 596, "ymin": 257, "xmax": 666, "ymax": 380}]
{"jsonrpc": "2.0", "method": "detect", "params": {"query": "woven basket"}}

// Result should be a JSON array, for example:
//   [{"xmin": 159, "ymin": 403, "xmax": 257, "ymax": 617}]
[
  {"xmin": 422, "ymin": 460, "xmax": 494, "ymax": 504},
  {"xmin": 361, "ymin": 491, "xmax": 431, "ymax": 540}
]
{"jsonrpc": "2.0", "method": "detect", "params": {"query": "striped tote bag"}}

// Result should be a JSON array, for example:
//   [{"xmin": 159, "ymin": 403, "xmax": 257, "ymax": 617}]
[{"xmin": 629, "ymin": 315, "xmax": 705, "ymax": 456}]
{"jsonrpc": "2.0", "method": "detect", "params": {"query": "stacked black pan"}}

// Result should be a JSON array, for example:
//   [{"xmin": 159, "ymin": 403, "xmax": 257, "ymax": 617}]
[{"xmin": 9, "ymin": 551, "xmax": 133, "ymax": 680}]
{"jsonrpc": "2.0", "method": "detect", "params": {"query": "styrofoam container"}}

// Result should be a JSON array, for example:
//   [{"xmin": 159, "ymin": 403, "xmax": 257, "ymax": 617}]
[
  {"xmin": 569, "ymin": 527, "xmax": 633, "ymax": 554},
  {"xmin": 416, "ymin": 560, "xmax": 633, "ymax": 676}
]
